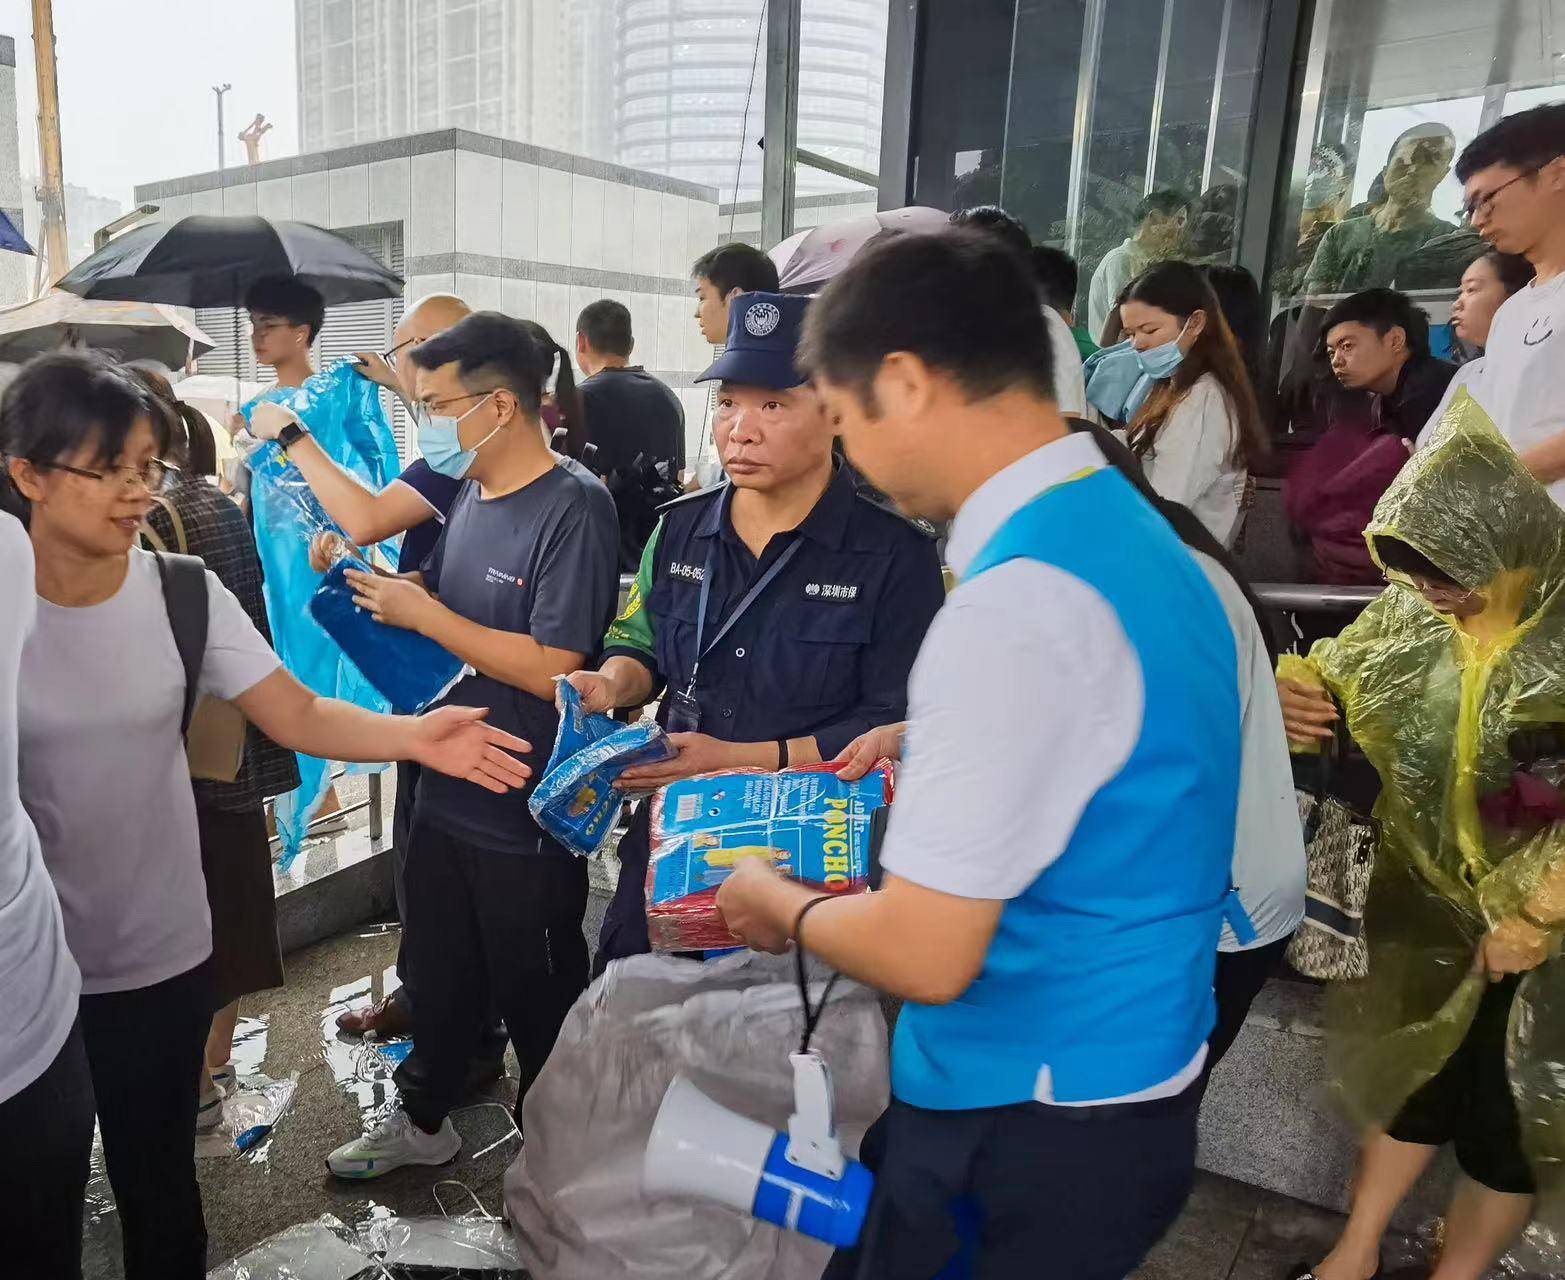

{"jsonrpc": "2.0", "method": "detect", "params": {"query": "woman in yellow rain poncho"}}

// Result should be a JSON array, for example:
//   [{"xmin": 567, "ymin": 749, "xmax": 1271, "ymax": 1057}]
[{"xmin": 1278, "ymin": 392, "xmax": 1565, "ymax": 1280}]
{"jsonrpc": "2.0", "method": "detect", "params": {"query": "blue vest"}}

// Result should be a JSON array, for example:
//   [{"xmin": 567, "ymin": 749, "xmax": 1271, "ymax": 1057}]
[{"xmin": 893, "ymin": 467, "xmax": 1241, "ymax": 1110}]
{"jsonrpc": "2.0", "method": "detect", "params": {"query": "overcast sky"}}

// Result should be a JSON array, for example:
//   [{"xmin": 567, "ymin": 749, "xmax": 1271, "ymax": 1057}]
[{"xmin": 2, "ymin": 1, "xmax": 299, "ymax": 209}]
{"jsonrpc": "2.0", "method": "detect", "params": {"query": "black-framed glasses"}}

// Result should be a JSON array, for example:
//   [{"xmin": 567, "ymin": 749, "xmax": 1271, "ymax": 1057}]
[
  {"xmin": 382, "ymin": 335, "xmax": 418, "ymax": 369},
  {"xmin": 1459, "ymin": 168, "xmax": 1537, "ymax": 224},
  {"xmin": 418, "ymin": 391, "xmax": 492, "ymax": 416},
  {"xmin": 35, "ymin": 458, "xmax": 177, "ymax": 491}
]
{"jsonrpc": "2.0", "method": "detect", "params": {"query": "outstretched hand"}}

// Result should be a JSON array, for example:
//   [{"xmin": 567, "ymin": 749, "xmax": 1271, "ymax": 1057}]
[{"xmin": 407, "ymin": 705, "xmax": 532, "ymax": 795}]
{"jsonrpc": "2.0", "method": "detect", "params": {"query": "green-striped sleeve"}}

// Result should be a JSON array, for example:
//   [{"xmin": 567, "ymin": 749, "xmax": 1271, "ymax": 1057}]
[{"xmin": 602, "ymin": 517, "xmax": 663, "ymax": 658}]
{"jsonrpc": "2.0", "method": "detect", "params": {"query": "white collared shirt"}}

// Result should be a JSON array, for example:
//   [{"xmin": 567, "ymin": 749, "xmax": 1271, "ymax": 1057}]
[{"xmin": 884, "ymin": 432, "xmax": 1207, "ymax": 1104}]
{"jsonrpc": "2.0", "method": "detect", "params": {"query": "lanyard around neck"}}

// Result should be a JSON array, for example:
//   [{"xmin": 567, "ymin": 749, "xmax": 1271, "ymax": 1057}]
[{"xmin": 686, "ymin": 537, "xmax": 804, "ymax": 693}]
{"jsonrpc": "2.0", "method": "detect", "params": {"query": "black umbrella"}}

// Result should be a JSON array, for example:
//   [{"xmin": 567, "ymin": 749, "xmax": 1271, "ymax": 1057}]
[{"xmin": 56, "ymin": 215, "xmax": 403, "ymax": 308}]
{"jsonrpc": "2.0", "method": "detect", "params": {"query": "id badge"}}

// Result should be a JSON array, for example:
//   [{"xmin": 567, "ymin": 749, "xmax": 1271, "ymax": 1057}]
[{"xmin": 666, "ymin": 688, "xmax": 702, "ymax": 734}]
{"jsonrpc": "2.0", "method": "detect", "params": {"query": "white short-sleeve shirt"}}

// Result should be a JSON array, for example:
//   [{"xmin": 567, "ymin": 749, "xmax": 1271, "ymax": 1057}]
[
  {"xmin": 20, "ymin": 549, "xmax": 281, "ymax": 994},
  {"xmin": 0, "ymin": 516, "xmax": 80, "ymax": 1103},
  {"xmin": 1139, "ymin": 373, "xmax": 1248, "ymax": 548}
]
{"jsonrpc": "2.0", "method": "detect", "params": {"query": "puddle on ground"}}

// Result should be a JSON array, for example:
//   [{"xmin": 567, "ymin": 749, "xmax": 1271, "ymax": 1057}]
[
  {"xmin": 81, "ymin": 1129, "xmax": 122, "ymax": 1279},
  {"xmin": 320, "ymin": 974, "xmax": 413, "ymax": 1120}
]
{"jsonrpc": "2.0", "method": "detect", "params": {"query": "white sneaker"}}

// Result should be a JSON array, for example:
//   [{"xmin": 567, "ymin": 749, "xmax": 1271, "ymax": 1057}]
[
  {"xmin": 197, "ymin": 1077, "xmax": 225, "ymax": 1133},
  {"xmin": 209, "ymin": 1062, "xmax": 236, "ymax": 1096},
  {"xmin": 326, "ymin": 1110, "xmax": 460, "ymax": 1179}
]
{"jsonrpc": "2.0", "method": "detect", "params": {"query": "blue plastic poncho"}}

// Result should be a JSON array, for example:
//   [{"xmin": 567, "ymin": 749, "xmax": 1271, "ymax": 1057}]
[{"xmin": 241, "ymin": 359, "xmax": 401, "ymax": 857}]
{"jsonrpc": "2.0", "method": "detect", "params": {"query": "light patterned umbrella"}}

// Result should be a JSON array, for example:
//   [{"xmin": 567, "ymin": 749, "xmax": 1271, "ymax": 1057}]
[
  {"xmin": 0, "ymin": 291, "xmax": 213, "ymax": 366},
  {"xmin": 769, "ymin": 206, "xmax": 951, "ymax": 294}
]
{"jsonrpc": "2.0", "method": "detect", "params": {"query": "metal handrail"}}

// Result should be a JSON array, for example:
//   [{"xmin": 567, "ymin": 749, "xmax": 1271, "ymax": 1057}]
[{"xmin": 1253, "ymin": 582, "xmax": 1380, "ymax": 612}]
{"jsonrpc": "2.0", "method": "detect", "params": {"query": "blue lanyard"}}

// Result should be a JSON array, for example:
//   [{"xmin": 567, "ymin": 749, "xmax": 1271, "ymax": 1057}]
[{"xmin": 686, "ymin": 537, "xmax": 804, "ymax": 695}]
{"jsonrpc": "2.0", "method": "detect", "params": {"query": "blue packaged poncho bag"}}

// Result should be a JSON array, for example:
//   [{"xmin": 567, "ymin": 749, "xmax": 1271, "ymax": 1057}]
[
  {"xmin": 241, "ymin": 359, "xmax": 401, "ymax": 858},
  {"xmin": 308, "ymin": 557, "xmax": 467, "ymax": 714},
  {"xmin": 529, "ymin": 682, "xmax": 674, "ymax": 857},
  {"xmin": 646, "ymin": 764, "xmax": 892, "ymax": 951}
]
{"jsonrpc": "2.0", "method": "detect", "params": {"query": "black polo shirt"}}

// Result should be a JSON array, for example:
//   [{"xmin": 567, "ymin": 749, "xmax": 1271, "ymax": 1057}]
[
  {"xmin": 601, "ymin": 464, "xmax": 945, "ymax": 758},
  {"xmin": 580, "ymin": 366, "xmax": 685, "ymax": 478}
]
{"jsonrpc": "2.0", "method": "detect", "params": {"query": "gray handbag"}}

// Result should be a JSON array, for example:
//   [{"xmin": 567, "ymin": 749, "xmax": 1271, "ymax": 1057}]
[{"xmin": 1286, "ymin": 719, "xmax": 1377, "ymax": 982}]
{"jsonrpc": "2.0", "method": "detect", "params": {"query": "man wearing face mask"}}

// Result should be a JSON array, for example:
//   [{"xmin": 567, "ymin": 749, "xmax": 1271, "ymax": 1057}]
[
  {"xmin": 320, "ymin": 312, "xmax": 618, "ymax": 1178},
  {"xmin": 564, "ymin": 291, "xmax": 946, "ymax": 973},
  {"xmin": 247, "ymin": 292, "xmax": 493, "ymax": 1052}
]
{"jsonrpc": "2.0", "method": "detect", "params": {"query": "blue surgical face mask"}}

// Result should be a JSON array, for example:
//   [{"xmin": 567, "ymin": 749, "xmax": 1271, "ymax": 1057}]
[
  {"xmin": 415, "ymin": 393, "xmax": 498, "ymax": 478},
  {"xmin": 1084, "ymin": 322, "xmax": 1191, "ymax": 422}
]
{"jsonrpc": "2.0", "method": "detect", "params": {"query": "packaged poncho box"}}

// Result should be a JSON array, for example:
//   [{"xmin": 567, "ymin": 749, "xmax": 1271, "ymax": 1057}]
[
  {"xmin": 646, "ymin": 763, "xmax": 892, "ymax": 952},
  {"xmin": 529, "ymin": 682, "xmax": 675, "ymax": 858}
]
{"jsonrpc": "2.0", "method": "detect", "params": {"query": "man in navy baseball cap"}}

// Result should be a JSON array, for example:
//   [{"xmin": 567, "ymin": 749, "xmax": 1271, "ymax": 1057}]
[
  {"xmin": 696, "ymin": 290, "xmax": 812, "ymax": 389},
  {"xmin": 563, "ymin": 290, "xmax": 946, "ymax": 970}
]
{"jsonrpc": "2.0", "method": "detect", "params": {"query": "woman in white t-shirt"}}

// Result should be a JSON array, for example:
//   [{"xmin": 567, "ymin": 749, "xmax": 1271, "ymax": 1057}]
[
  {"xmin": 1417, "ymin": 249, "xmax": 1534, "ymax": 450},
  {"xmin": 1, "ymin": 352, "xmax": 532, "ymax": 1280},
  {"xmin": 1118, "ymin": 261, "xmax": 1267, "ymax": 546}
]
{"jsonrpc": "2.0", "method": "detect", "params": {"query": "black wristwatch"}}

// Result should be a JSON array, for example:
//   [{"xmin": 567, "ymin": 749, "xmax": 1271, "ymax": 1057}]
[{"xmin": 277, "ymin": 422, "xmax": 308, "ymax": 450}]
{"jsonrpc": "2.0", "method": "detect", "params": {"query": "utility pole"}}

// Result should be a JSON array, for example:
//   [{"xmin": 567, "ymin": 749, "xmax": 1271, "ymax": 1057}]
[
  {"xmin": 213, "ymin": 83, "xmax": 231, "ymax": 171},
  {"xmin": 30, "ymin": 0, "xmax": 69, "ymax": 283}
]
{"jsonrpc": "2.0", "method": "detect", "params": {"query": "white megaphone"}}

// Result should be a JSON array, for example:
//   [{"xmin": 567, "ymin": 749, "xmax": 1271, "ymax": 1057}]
[{"xmin": 642, "ymin": 1051, "xmax": 874, "ymax": 1248}]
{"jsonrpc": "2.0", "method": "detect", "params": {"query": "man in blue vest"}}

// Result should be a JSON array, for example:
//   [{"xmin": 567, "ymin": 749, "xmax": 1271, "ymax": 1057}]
[{"xmin": 717, "ymin": 229, "xmax": 1244, "ymax": 1278}]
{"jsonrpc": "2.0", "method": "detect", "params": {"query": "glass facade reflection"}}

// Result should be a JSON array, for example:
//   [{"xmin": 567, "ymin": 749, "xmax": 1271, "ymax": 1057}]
[{"xmin": 896, "ymin": 0, "xmax": 1565, "ymax": 417}]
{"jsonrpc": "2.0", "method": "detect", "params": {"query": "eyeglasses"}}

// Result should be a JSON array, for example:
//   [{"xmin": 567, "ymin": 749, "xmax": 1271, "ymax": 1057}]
[
  {"xmin": 418, "ymin": 391, "xmax": 492, "ymax": 415},
  {"xmin": 382, "ymin": 336, "xmax": 418, "ymax": 369},
  {"xmin": 1459, "ymin": 168, "xmax": 1536, "ymax": 224},
  {"xmin": 35, "ymin": 458, "xmax": 177, "ymax": 491},
  {"xmin": 250, "ymin": 318, "xmax": 297, "ymax": 337}
]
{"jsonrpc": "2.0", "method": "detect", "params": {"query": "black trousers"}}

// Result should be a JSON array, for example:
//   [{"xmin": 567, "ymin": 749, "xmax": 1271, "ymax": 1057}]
[
  {"xmin": 389, "ymin": 764, "xmax": 506, "ymax": 1065},
  {"xmin": 79, "ymin": 958, "xmax": 216, "ymax": 1280},
  {"xmin": 398, "ymin": 818, "xmax": 588, "ymax": 1134},
  {"xmin": 824, "ymin": 1085, "xmax": 1201, "ymax": 1280},
  {"xmin": 0, "ymin": 1018, "xmax": 96, "ymax": 1280},
  {"xmin": 1206, "ymin": 936, "xmax": 1292, "ymax": 1075},
  {"xmin": 594, "ymin": 803, "xmax": 652, "ymax": 978}
]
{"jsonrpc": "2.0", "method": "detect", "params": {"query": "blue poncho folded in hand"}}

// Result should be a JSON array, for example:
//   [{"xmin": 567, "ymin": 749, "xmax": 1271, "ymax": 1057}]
[
  {"xmin": 307, "ymin": 558, "xmax": 468, "ymax": 714},
  {"xmin": 529, "ymin": 682, "xmax": 675, "ymax": 857}
]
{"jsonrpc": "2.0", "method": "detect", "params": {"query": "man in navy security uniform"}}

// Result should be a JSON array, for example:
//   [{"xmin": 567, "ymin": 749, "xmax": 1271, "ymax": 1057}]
[{"xmin": 565, "ymin": 292, "xmax": 946, "ymax": 971}]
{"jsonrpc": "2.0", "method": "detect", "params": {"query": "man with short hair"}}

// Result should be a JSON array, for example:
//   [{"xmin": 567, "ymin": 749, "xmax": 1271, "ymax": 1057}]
[
  {"xmin": 950, "ymin": 206, "xmax": 1087, "ymax": 416},
  {"xmin": 1032, "ymin": 244, "xmax": 1097, "ymax": 360},
  {"xmin": 324, "ymin": 312, "xmax": 618, "ymax": 1177},
  {"xmin": 1087, "ymin": 189, "xmax": 1191, "ymax": 339},
  {"xmin": 691, "ymin": 243, "xmax": 781, "ymax": 346},
  {"xmin": 246, "ymin": 276, "xmax": 326, "ymax": 392},
  {"xmin": 1457, "ymin": 103, "xmax": 1565, "ymax": 506},
  {"xmin": 716, "ymin": 231, "xmax": 1242, "ymax": 1278},
  {"xmin": 566, "ymin": 291, "xmax": 945, "ymax": 972},
  {"xmin": 575, "ymin": 298, "xmax": 686, "ymax": 569},
  {"xmin": 1285, "ymin": 287, "xmax": 1456, "ymax": 584}
]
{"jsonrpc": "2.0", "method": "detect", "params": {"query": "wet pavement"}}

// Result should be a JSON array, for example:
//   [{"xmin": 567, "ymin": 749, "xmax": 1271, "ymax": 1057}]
[{"xmin": 78, "ymin": 914, "xmax": 1548, "ymax": 1279}]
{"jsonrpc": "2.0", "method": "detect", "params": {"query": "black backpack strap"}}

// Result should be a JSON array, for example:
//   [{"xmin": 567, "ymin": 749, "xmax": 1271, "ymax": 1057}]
[{"xmin": 151, "ymin": 551, "xmax": 209, "ymax": 738}]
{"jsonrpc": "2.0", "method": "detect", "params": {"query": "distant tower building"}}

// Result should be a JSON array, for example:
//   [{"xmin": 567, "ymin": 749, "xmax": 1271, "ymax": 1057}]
[
  {"xmin": 0, "ymin": 35, "xmax": 29, "ymax": 303},
  {"xmin": 609, "ymin": 0, "xmax": 886, "ymax": 202},
  {"xmin": 295, "ymin": 0, "xmax": 580, "ymax": 152}
]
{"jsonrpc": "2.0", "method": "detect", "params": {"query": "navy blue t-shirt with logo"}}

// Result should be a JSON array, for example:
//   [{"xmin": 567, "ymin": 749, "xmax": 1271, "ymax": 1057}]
[
  {"xmin": 394, "ymin": 459, "xmax": 464, "ymax": 574},
  {"xmin": 416, "ymin": 455, "xmax": 619, "ymax": 855}
]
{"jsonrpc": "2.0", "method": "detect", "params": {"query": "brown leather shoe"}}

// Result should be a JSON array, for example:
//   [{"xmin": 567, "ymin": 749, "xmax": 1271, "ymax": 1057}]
[{"xmin": 336, "ymin": 994, "xmax": 414, "ymax": 1038}]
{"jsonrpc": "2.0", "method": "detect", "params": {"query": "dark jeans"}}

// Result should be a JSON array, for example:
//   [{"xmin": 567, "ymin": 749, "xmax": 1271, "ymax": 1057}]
[
  {"xmin": 825, "ymin": 1085, "xmax": 1201, "ymax": 1280},
  {"xmin": 0, "ymin": 1019, "xmax": 95, "ymax": 1280},
  {"xmin": 79, "ymin": 958, "xmax": 216, "ymax": 1280},
  {"xmin": 1206, "ymin": 936, "xmax": 1292, "ymax": 1076},
  {"xmin": 399, "ymin": 818, "xmax": 588, "ymax": 1134},
  {"xmin": 594, "ymin": 803, "xmax": 652, "ymax": 978}
]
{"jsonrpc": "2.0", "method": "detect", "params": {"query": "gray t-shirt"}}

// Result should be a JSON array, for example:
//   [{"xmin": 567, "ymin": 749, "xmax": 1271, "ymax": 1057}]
[
  {"xmin": 0, "ymin": 516, "xmax": 79, "ymax": 1102},
  {"xmin": 419, "ymin": 456, "xmax": 619, "ymax": 854},
  {"xmin": 19, "ymin": 549, "xmax": 280, "ymax": 994}
]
